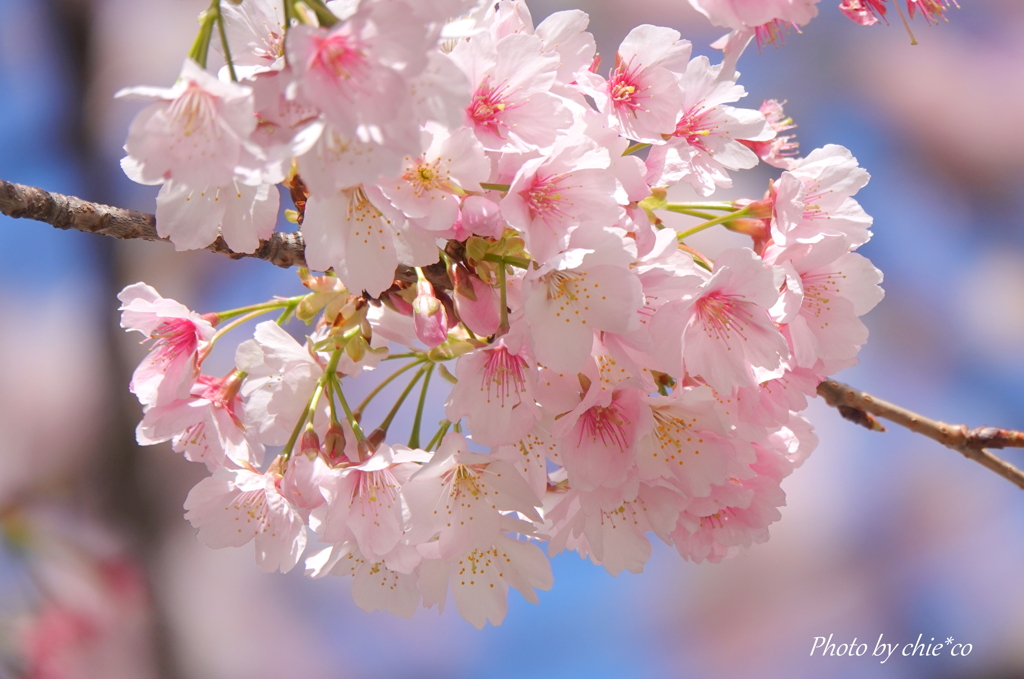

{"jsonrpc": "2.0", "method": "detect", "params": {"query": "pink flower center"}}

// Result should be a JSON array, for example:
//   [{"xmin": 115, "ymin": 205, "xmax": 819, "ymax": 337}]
[
  {"xmin": 353, "ymin": 469, "xmax": 400, "ymax": 509},
  {"xmin": 578, "ymin": 402, "xmax": 630, "ymax": 451},
  {"xmin": 699, "ymin": 508, "xmax": 736, "ymax": 529},
  {"xmin": 753, "ymin": 20, "xmax": 794, "ymax": 49},
  {"xmin": 521, "ymin": 174, "xmax": 572, "ymax": 222},
  {"xmin": 482, "ymin": 347, "xmax": 528, "ymax": 406},
  {"xmin": 309, "ymin": 33, "xmax": 368, "ymax": 85},
  {"xmin": 695, "ymin": 293, "xmax": 752, "ymax": 342},
  {"xmin": 607, "ymin": 58, "xmax": 648, "ymax": 114},
  {"xmin": 673, "ymin": 105, "xmax": 718, "ymax": 154},
  {"xmin": 168, "ymin": 83, "xmax": 216, "ymax": 137},
  {"xmin": 907, "ymin": 0, "xmax": 957, "ymax": 24},
  {"xmin": 468, "ymin": 78, "xmax": 517, "ymax": 137},
  {"xmin": 401, "ymin": 160, "xmax": 446, "ymax": 197},
  {"xmin": 799, "ymin": 271, "xmax": 842, "ymax": 319},
  {"xmin": 150, "ymin": 318, "xmax": 200, "ymax": 365},
  {"xmin": 231, "ymin": 488, "xmax": 272, "ymax": 534},
  {"xmin": 839, "ymin": 0, "xmax": 888, "ymax": 25}
]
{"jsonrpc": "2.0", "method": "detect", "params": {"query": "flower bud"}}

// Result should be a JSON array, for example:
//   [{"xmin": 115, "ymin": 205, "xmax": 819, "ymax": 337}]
[
  {"xmin": 322, "ymin": 422, "xmax": 348, "ymax": 465},
  {"xmin": 412, "ymin": 280, "xmax": 449, "ymax": 347},
  {"xmin": 299, "ymin": 428, "xmax": 321, "ymax": 459}
]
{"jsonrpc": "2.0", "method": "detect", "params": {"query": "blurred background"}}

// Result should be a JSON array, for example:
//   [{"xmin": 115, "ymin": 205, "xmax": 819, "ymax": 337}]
[{"xmin": 1, "ymin": 0, "xmax": 1024, "ymax": 677}]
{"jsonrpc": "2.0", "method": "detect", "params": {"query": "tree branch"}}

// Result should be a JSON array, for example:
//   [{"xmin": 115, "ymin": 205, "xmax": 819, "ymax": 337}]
[
  {"xmin": 8, "ymin": 180, "xmax": 1024, "ymax": 490},
  {"xmin": 817, "ymin": 379, "xmax": 1024, "ymax": 490},
  {"xmin": 0, "ymin": 179, "xmax": 307, "ymax": 268}
]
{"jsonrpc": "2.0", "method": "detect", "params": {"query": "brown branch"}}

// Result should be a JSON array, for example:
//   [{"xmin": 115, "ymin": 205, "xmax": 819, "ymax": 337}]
[
  {"xmin": 818, "ymin": 380, "xmax": 1024, "ymax": 491},
  {"xmin": 8, "ymin": 181, "xmax": 1024, "ymax": 489},
  {"xmin": 0, "ymin": 179, "xmax": 307, "ymax": 268}
]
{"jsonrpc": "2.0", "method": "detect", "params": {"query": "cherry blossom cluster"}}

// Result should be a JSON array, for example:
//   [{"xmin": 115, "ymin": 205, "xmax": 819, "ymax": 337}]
[
  {"xmin": 116, "ymin": 0, "xmax": 884, "ymax": 627},
  {"xmin": 689, "ymin": 0, "xmax": 958, "ymax": 55}
]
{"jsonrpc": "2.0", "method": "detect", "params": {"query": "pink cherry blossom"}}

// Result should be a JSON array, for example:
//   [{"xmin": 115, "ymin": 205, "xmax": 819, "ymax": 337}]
[
  {"xmin": 379, "ymin": 124, "xmax": 491, "ymax": 231},
  {"xmin": 307, "ymin": 542, "xmax": 423, "ymax": 617},
  {"xmin": 235, "ymin": 321, "xmax": 324, "ymax": 445},
  {"xmin": 412, "ymin": 278, "xmax": 450, "ymax": 347},
  {"xmin": 670, "ymin": 444, "xmax": 790, "ymax": 563},
  {"xmin": 403, "ymin": 434, "xmax": 542, "ymax": 561},
  {"xmin": 651, "ymin": 248, "xmax": 790, "ymax": 393},
  {"xmin": 501, "ymin": 138, "xmax": 624, "ymax": 262},
  {"xmin": 634, "ymin": 387, "xmax": 755, "ymax": 499},
  {"xmin": 184, "ymin": 466, "xmax": 307, "ymax": 573},
  {"xmin": 523, "ymin": 249, "xmax": 645, "ymax": 374},
  {"xmin": 548, "ymin": 481, "xmax": 683, "ymax": 575},
  {"xmin": 117, "ymin": 59, "xmax": 256, "ymax": 188},
  {"xmin": 739, "ymin": 99, "xmax": 799, "ymax": 169},
  {"xmin": 575, "ymin": 25, "xmax": 691, "ymax": 143},
  {"xmin": 118, "ymin": 283, "xmax": 215, "ymax": 408},
  {"xmin": 154, "ymin": 178, "xmax": 279, "ymax": 253},
  {"xmin": 549, "ymin": 381, "xmax": 649, "ymax": 492},
  {"xmin": 690, "ymin": 0, "xmax": 820, "ymax": 30},
  {"xmin": 318, "ymin": 444, "xmax": 424, "ymax": 563},
  {"xmin": 286, "ymin": 3, "xmax": 430, "ymax": 155},
  {"xmin": 839, "ymin": 0, "xmax": 887, "ymax": 25},
  {"xmin": 219, "ymin": 0, "xmax": 286, "ymax": 78},
  {"xmin": 645, "ymin": 56, "xmax": 772, "ymax": 196},
  {"xmin": 418, "ymin": 532, "xmax": 553, "ymax": 629},
  {"xmin": 136, "ymin": 373, "xmax": 263, "ymax": 471},
  {"xmin": 770, "ymin": 144, "xmax": 873, "ymax": 248},
  {"xmin": 301, "ymin": 186, "xmax": 405, "ymax": 296},
  {"xmin": 765, "ymin": 236, "xmax": 884, "ymax": 373},
  {"xmin": 451, "ymin": 31, "xmax": 573, "ymax": 151},
  {"xmin": 452, "ymin": 266, "xmax": 501, "ymax": 337},
  {"xmin": 446, "ymin": 324, "xmax": 541, "ymax": 446}
]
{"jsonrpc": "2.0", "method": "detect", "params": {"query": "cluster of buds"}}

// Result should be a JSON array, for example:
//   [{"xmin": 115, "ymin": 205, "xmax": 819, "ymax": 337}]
[{"xmin": 117, "ymin": 0, "xmax": 883, "ymax": 627}]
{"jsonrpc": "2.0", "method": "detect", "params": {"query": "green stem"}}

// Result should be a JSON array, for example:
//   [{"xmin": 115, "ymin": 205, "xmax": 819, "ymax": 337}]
[
  {"xmin": 353, "ymin": 359, "xmax": 424, "ymax": 418},
  {"xmin": 214, "ymin": 3, "xmax": 238, "ymax": 82},
  {"xmin": 622, "ymin": 142, "xmax": 651, "ymax": 156},
  {"xmin": 408, "ymin": 364, "xmax": 435, "ymax": 449},
  {"xmin": 282, "ymin": 349, "xmax": 343, "ymax": 461},
  {"xmin": 676, "ymin": 206, "xmax": 751, "ymax": 241},
  {"xmin": 496, "ymin": 258, "xmax": 509, "ymax": 335},
  {"xmin": 678, "ymin": 244, "xmax": 713, "ymax": 271},
  {"xmin": 276, "ymin": 299, "xmax": 300, "ymax": 325},
  {"xmin": 200, "ymin": 308, "xmax": 274, "ymax": 360},
  {"xmin": 383, "ymin": 352, "xmax": 421, "ymax": 361},
  {"xmin": 664, "ymin": 202, "xmax": 738, "ymax": 213},
  {"xmin": 425, "ymin": 420, "xmax": 452, "ymax": 451},
  {"xmin": 663, "ymin": 208, "xmax": 719, "ymax": 221},
  {"xmin": 188, "ymin": 9, "xmax": 217, "ymax": 67},
  {"xmin": 377, "ymin": 367, "xmax": 426, "ymax": 435},
  {"xmin": 330, "ymin": 371, "xmax": 366, "ymax": 442},
  {"xmin": 302, "ymin": 0, "xmax": 339, "ymax": 26},
  {"xmin": 483, "ymin": 253, "xmax": 531, "ymax": 269},
  {"xmin": 214, "ymin": 296, "xmax": 304, "ymax": 322},
  {"xmin": 479, "ymin": 182, "xmax": 511, "ymax": 192},
  {"xmin": 326, "ymin": 376, "xmax": 340, "ymax": 425}
]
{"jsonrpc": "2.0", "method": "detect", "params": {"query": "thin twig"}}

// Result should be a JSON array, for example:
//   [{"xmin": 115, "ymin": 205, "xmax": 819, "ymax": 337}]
[
  {"xmin": 818, "ymin": 380, "xmax": 1024, "ymax": 490},
  {"xmin": 0, "ymin": 179, "xmax": 307, "ymax": 268}
]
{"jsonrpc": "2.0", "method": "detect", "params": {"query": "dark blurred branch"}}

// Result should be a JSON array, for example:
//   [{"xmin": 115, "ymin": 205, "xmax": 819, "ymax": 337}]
[
  {"xmin": 0, "ymin": 179, "xmax": 307, "ymax": 268},
  {"xmin": 818, "ymin": 380, "xmax": 1024, "ymax": 491}
]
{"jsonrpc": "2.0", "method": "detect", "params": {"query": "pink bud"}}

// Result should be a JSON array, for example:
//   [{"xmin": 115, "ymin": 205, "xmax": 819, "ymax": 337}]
[
  {"xmin": 300, "ymin": 428, "xmax": 321, "ymax": 457},
  {"xmin": 460, "ymin": 195, "xmax": 504, "ymax": 239},
  {"xmin": 412, "ymin": 280, "xmax": 449, "ymax": 347},
  {"xmin": 322, "ymin": 422, "xmax": 347, "ymax": 465}
]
